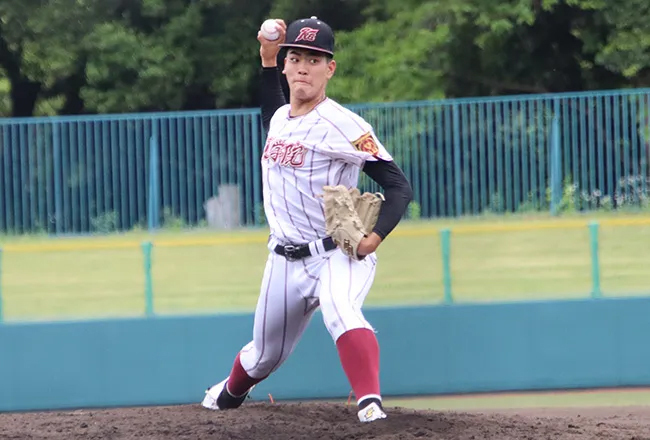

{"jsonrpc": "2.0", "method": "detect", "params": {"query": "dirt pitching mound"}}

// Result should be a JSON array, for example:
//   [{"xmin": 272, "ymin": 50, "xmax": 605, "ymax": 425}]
[{"xmin": 2, "ymin": 401, "xmax": 650, "ymax": 439}]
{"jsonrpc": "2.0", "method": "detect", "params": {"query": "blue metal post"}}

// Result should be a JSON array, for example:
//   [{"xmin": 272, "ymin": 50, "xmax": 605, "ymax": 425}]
[
  {"xmin": 550, "ymin": 99, "xmax": 562, "ymax": 215},
  {"xmin": 148, "ymin": 134, "xmax": 160, "ymax": 232},
  {"xmin": 440, "ymin": 229, "xmax": 453, "ymax": 304},
  {"xmin": 252, "ymin": 115, "xmax": 262, "ymax": 225},
  {"xmin": 0, "ymin": 246, "xmax": 3, "ymax": 323},
  {"xmin": 142, "ymin": 241, "xmax": 154, "ymax": 316},
  {"xmin": 452, "ymin": 104, "xmax": 462, "ymax": 216},
  {"xmin": 53, "ymin": 122, "xmax": 63, "ymax": 235},
  {"xmin": 589, "ymin": 221, "xmax": 602, "ymax": 298}
]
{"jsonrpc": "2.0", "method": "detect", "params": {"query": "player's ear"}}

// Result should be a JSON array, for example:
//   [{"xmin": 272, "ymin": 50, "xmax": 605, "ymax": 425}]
[
  {"xmin": 326, "ymin": 59, "xmax": 336, "ymax": 79},
  {"xmin": 282, "ymin": 57, "xmax": 287, "ymax": 74}
]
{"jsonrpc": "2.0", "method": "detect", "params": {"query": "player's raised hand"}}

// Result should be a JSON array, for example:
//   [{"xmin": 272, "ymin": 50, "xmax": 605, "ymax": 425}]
[{"xmin": 258, "ymin": 19, "xmax": 287, "ymax": 68}]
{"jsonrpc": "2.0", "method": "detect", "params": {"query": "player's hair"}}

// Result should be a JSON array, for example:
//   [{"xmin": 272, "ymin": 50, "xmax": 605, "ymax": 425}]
[{"xmin": 286, "ymin": 48, "xmax": 333, "ymax": 61}]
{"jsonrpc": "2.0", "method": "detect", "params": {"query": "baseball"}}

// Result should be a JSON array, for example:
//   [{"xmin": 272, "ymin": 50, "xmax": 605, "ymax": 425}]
[{"xmin": 260, "ymin": 19, "xmax": 280, "ymax": 41}]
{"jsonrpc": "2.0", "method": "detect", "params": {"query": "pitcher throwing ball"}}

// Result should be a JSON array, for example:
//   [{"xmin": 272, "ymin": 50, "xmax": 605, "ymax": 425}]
[{"xmin": 201, "ymin": 16, "xmax": 413, "ymax": 423}]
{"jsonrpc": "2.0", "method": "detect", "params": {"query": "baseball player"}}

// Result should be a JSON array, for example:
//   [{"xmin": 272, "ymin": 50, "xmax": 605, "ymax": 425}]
[{"xmin": 201, "ymin": 16, "xmax": 413, "ymax": 423}]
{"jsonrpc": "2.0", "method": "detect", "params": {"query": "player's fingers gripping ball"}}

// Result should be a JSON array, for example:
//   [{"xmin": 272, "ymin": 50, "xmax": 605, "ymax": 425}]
[
  {"xmin": 323, "ymin": 185, "xmax": 384, "ymax": 261},
  {"xmin": 260, "ymin": 19, "xmax": 281, "ymax": 41}
]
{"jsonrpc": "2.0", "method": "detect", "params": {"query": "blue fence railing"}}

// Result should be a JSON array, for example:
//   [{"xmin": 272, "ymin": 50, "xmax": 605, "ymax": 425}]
[
  {"xmin": 0, "ymin": 109, "xmax": 263, "ymax": 234},
  {"xmin": 1, "ymin": 88, "xmax": 650, "ymax": 235},
  {"xmin": 349, "ymin": 89, "xmax": 650, "ymax": 219}
]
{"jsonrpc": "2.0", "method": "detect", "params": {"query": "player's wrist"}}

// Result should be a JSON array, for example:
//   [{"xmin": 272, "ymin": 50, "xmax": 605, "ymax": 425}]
[
  {"xmin": 357, "ymin": 233, "xmax": 382, "ymax": 258},
  {"xmin": 261, "ymin": 58, "xmax": 278, "ymax": 68},
  {"xmin": 366, "ymin": 232, "xmax": 382, "ymax": 245}
]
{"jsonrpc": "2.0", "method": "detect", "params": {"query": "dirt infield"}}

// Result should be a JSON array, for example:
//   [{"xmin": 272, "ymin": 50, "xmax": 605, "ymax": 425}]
[{"xmin": 2, "ymin": 402, "xmax": 650, "ymax": 440}]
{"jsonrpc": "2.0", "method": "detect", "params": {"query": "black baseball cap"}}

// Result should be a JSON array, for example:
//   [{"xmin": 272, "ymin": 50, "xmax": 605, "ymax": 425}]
[{"xmin": 279, "ymin": 16, "xmax": 335, "ymax": 56}]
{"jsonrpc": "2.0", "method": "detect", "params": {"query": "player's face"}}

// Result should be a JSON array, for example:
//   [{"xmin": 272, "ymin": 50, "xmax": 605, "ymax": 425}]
[{"xmin": 283, "ymin": 49, "xmax": 336, "ymax": 102}]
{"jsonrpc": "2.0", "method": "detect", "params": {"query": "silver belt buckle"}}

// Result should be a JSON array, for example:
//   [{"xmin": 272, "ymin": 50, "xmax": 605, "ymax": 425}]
[{"xmin": 283, "ymin": 244, "xmax": 298, "ymax": 261}]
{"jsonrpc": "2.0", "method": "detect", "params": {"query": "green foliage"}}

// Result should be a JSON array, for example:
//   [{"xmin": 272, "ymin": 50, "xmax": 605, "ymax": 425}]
[
  {"xmin": 488, "ymin": 192, "xmax": 506, "ymax": 214},
  {"xmin": 254, "ymin": 202, "xmax": 267, "ymax": 226},
  {"xmin": 493, "ymin": 173, "xmax": 650, "ymax": 217},
  {"xmin": 0, "ymin": 0, "xmax": 275, "ymax": 116},
  {"xmin": 90, "ymin": 211, "xmax": 119, "ymax": 234},
  {"xmin": 0, "ymin": 74, "xmax": 10, "ymax": 115},
  {"xmin": 516, "ymin": 194, "xmax": 543, "ymax": 214},
  {"xmin": 593, "ymin": 0, "xmax": 650, "ymax": 78},
  {"xmin": 1, "ymin": 0, "xmax": 650, "ymax": 116},
  {"xmin": 327, "ymin": 3, "xmax": 449, "ymax": 103},
  {"xmin": 407, "ymin": 201, "xmax": 421, "ymax": 220},
  {"xmin": 162, "ymin": 208, "xmax": 186, "ymax": 230},
  {"xmin": 270, "ymin": 0, "xmax": 369, "ymax": 30},
  {"xmin": 556, "ymin": 178, "xmax": 578, "ymax": 215},
  {"xmin": 82, "ymin": 22, "xmax": 192, "ymax": 113}
]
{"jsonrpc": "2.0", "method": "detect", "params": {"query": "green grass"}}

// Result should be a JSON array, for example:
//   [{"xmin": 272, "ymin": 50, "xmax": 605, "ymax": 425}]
[{"xmin": 1, "ymin": 212, "xmax": 649, "ymax": 321}]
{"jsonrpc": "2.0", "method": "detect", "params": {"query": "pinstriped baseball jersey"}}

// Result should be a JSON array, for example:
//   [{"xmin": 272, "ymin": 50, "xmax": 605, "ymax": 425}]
[{"xmin": 262, "ymin": 98, "xmax": 393, "ymax": 245}]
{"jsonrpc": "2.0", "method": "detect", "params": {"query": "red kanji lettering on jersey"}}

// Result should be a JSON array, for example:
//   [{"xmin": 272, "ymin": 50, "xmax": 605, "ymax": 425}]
[
  {"xmin": 295, "ymin": 27, "xmax": 319, "ymax": 42},
  {"xmin": 287, "ymin": 145, "xmax": 306, "ymax": 167},
  {"xmin": 352, "ymin": 132, "xmax": 379, "ymax": 156},
  {"xmin": 262, "ymin": 137, "xmax": 306, "ymax": 168}
]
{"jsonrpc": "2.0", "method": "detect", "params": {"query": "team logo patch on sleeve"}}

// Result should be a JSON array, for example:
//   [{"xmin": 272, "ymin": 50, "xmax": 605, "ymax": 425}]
[{"xmin": 352, "ymin": 132, "xmax": 379, "ymax": 156}]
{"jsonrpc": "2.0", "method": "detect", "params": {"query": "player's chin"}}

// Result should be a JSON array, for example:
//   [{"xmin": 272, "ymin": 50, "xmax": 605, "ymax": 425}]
[
  {"xmin": 292, "ymin": 87, "xmax": 315, "ymax": 101},
  {"xmin": 291, "ymin": 82, "xmax": 309, "ymax": 91}
]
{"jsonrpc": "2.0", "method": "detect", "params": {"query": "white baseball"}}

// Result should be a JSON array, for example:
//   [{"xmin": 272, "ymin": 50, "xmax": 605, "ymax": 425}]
[{"xmin": 260, "ymin": 19, "xmax": 280, "ymax": 41}]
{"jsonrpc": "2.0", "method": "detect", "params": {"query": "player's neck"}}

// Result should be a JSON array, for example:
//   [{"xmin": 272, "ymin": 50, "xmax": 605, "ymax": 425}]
[{"xmin": 289, "ymin": 94, "xmax": 327, "ymax": 118}]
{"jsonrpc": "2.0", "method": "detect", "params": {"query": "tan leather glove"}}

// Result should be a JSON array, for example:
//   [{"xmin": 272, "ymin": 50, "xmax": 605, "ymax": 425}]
[
  {"xmin": 348, "ymin": 187, "xmax": 385, "ymax": 235},
  {"xmin": 322, "ymin": 185, "xmax": 384, "ymax": 260}
]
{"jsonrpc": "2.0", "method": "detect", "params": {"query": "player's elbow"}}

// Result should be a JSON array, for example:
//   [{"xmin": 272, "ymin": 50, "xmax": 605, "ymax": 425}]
[
  {"xmin": 392, "ymin": 172, "xmax": 413, "ymax": 205},
  {"xmin": 401, "ymin": 178, "xmax": 414, "ymax": 203}
]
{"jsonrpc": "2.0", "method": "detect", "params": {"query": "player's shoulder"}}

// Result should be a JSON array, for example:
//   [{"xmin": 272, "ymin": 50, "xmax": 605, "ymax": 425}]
[
  {"xmin": 316, "ymin": 99, "xmax": 373, "ymax": 139},
  {"xmin": 268, "ymin": 104, "xmax": 291, "ymax": 130},
  {"xmin": 271, "ymin": 104, "xmax": 291, "ymax": 121},
  {"xmin": 315, "ymin": 99, "xmax": 390, "ymax": 157}
]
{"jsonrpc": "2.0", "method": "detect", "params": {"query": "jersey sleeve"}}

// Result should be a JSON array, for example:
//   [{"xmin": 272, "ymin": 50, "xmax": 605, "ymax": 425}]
[{"xmin": 315, "ymin": 106, "xmax": 393, "ymax": 166}]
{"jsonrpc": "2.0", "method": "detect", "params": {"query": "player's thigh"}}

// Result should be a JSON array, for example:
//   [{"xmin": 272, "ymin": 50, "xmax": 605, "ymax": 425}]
[
  {"xmin": 317, "ymin": 251, "xmax": 378, "ymax": 341},
  {"xmin": 241, "ymin": 253, "xmax": 319, "ymax": 373}
]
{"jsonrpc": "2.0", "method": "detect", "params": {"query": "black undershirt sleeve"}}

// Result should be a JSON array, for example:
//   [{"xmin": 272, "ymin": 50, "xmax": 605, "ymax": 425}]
[
  {"xmin": 261, "ymin": 67, "xmax": 287, "ymax": 132},
  {"xmin": 362, "ymin": 159, "xmax": 413, "ymax": 240}
]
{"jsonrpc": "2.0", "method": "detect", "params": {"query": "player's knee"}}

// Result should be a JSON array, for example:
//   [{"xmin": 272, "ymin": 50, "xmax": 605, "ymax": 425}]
[
  {"xmin": 320, "ymin": 302, "xmax": 371, "ymax": 342},
  {"xmin": 318, "ymin": 294, "xmax": 341, "ymax": 332},
  {"xmin": 255, "ymin": 355, "xmax": 283, "ymax": 376},
  {"xmin": 322, "ymin": 313, "xmax": 345, "ymax": 340},
  {"xmin": 241, "ymin": 345, "xmax": 286, "ymax": 378}
]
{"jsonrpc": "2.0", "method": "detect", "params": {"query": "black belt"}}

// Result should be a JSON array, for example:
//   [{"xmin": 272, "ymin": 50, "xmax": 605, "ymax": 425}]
[{"xmin": 273, "ymin": 237, "xmax": 337, "ymax": 261}]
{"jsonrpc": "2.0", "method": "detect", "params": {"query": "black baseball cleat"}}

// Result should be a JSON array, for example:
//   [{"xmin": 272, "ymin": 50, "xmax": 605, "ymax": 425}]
[
  {"xmin": 357, "ymin": 398, "xmax": 387, "ymax": 422},
  {"xmin": 201, "ymin": 377, "xmax": 254, "ymax": 410}
]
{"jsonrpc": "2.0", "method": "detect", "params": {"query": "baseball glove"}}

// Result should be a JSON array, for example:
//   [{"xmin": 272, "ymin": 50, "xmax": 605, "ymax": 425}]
[{"xmin": 322, "ymin": 185, "xmax": 385, "ymax": 260}]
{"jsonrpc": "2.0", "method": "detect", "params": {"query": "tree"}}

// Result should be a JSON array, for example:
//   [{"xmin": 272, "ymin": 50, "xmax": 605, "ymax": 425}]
[
  {"xmin": 326, "ymin": 3, "xmax": 451, "ymax": 104},
  {"xmin": 577, "ymin": 0, "xmax": 650, "ymax": 84},
  {"xmin": 270, "ymin": 0, "xmax": 370, "ymax": 31},
  {"xmin": 2, "ymin": 0, "xmax": 650, "ymax": 117},
  {"xmin": 326, "ymin": 0, "xmax": 650, "ymax": 104},
  {"xmin": 0, "ymin": 0, "xmax": 276, "ymax": 116},
  {"xmin": 77, "ymin": 0, "xmax": 277, "ymax": 113},
  {"xmin": 0, "ymin": 0, "xmax": 117, "ymax": 116}
]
